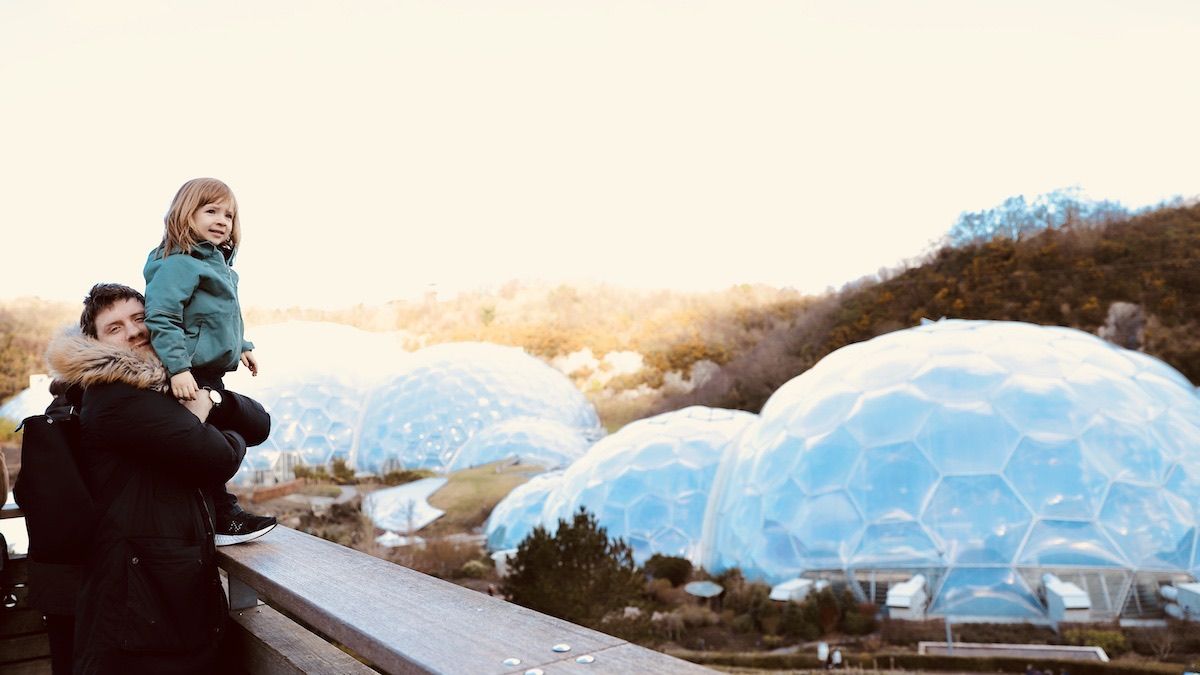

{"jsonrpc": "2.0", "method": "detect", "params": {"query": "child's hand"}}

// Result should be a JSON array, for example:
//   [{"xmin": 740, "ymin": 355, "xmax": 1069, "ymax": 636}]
[
  {"xmin": 180, "ymin": 391, "xmax": 213, "ymax": 423},
  {"xmin": 241, "ymin": 350, "xmax": 259, "ymax": 376},
  {"xmin": 171, "ymin": 371, "xmax": 200, "ymax": 400}
]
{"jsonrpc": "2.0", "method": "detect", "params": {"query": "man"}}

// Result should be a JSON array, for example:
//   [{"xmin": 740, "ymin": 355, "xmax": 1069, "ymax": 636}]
[
  {"xmin": 78, "ymin": 283, "xmax": 276, "ymax": 545},
  {"xmin": 44, "ymin": 283, "xmax": 271, "ymax": 673}
]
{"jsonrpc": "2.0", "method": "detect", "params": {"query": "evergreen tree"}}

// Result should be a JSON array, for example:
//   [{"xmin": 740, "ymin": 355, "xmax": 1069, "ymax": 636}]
[{"xmin": 503, "ymin": 507, "xmax": 643, "ymax": 626}]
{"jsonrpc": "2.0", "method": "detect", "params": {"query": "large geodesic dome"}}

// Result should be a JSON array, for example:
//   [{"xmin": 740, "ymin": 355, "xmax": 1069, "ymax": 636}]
[
  {"xmin": 538, "ymin": 406, "xmax": 757, "ymax": 564},
  {"xmin": 357, "ymin": 342, "xmax": 604, "ymax": 473},
  {"xmin": 221, "ymin": 325, "xmax": 603, "ymax": 474},
  {"xmin": 705, "ymin": 319, "xmax": 1200, "ymax": 620}
]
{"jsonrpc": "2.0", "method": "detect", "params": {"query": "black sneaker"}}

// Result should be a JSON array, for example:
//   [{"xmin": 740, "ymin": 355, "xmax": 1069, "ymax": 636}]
[{"xmin": 215, "ymin": 511, "xmax": 277, "ymax": 547}]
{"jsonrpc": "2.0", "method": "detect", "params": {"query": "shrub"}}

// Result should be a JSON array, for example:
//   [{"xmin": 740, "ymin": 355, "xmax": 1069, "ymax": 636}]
[
  {"xmin": 503, "ymin": 507, "xmax": 643, "ymax": 627},
  {"xmin": 645, "ymin": 554, "xmax": 693, "ymax": 587},
  {"xmin": 401, "ymin": 538, "xmax": 486, "ymax": 579},
  {"xmin": 677, "ymin": 605, "xmax": 720, "ymax": 627},
  {"xmin": 293, "ymin": 464, "xmax": 331, "ymax": 481},
  {"xmin": 330, "ymin": 457, "xmax": 356, "ymax": 484},
  {"xmin": 840, "ymin": 600, "xmax": 878, "ymax": 636},
  {"xmin": 382, "ymin": 468, "xmax": 436, "ymax": 486},
  {"xmin": 459, "ymin": 560, "xmax": 489, "ymax": 579},
  {"xmin": 780, "ymin": 601, "xmax": 820, "ymax": 640},
  {"xmin": 1063, "ymin": 627, "xmax": 1128, "ymax": 657}
]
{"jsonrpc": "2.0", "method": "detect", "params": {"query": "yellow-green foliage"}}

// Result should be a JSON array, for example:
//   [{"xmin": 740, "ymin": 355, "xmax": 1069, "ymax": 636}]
[{"xmin": 0, "ymin": 417, "xmax": 22, "ymax": 445}]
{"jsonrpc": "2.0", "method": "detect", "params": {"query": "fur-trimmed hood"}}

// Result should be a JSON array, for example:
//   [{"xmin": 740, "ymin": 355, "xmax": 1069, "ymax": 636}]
[{"xmin": 45, "ymin": 328, "xmax": 169, "ymax": 393}]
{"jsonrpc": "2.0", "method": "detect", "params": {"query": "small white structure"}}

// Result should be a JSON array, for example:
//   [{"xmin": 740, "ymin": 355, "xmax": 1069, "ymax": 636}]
[
  {"xmin": 491, "ymin": 549, "xmax": 517, "ymax": 578},
  {"xmin": 362, "ymin": 478, "xmax": 448, "ymax": 533},
  {"xmin": 1043, "ymin": 574, "xmax": 1091, "ymax": 625},
  {"xmin": 375, "ymin": 531, "xmax": 425, "ymax": 548},
  {"xmin": 887, "ymin": 574, "xmax": 928, "ymax": 620},
  {"xmin": 770, "ymin": 578, "xmax": 829, "ymax": 602},
  {"xmin": 1161, "ymin": 582, "xmax": 1200, "ymax": 621},
  {"xmin": 683, "ymin": 580, "xmax": 724, "ymax": 599}
]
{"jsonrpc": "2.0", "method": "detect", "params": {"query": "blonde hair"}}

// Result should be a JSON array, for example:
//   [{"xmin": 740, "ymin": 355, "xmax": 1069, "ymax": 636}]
[{"xmin": 158, "ymin": 177, "xmax": 241, "ymax": 258}]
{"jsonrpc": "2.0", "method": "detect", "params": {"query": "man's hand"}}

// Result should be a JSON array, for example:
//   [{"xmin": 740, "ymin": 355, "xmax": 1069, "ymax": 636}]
[
  {"xmin": 171, "ymin": 371, "xmax": 200, "ymax": 400},
  {"xmin": 241, "ymin": 350, "xmax": 259, "ymax": 376},
  {"xmin": 180, "ymin": 391, "xmax": 214, "ymax": 423}
]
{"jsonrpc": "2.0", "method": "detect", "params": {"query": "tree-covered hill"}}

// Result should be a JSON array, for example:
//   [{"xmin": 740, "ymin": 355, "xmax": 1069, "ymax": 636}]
[{"xmin": 659, "ymin": 202, "xmax": 1200, "ymax": 414}]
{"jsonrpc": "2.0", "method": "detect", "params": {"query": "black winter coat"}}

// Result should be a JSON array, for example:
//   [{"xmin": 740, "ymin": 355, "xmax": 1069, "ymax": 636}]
[
  {"xmin": 74, "ymin": 382, "xmax": 268, "ymax": 674},
  {"xmin": 46, "ymin": 331, "xmax": 269, "ymax": 674}
]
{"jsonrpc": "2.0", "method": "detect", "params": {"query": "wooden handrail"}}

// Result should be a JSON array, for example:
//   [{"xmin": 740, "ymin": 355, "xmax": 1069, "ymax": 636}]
[{"xmin": 217, "ymin": 526, "xmax": 714, "ymax": 674}]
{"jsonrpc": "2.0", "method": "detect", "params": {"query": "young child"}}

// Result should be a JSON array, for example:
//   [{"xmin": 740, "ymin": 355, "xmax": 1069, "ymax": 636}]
[{"xmin": 144, "ymin": 177, "xmax": 276, "ymax": 545}]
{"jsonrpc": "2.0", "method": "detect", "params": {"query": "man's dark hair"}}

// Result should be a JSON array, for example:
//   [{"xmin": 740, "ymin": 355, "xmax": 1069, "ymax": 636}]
[{"xmin": 80, "ymin": 283, "xmax": 145, "ymax": 338}]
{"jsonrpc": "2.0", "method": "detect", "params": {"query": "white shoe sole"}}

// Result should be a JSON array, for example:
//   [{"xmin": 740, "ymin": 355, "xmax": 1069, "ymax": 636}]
[{"xmin": 215, "ymin": 523, "xmax": 277, "ymax": 547}]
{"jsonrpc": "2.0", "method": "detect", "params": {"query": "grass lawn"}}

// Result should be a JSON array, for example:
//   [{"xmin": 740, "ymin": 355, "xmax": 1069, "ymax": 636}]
[{"xmin": 423, "ymin": 461, "xmax": 546, "ymax": 534}]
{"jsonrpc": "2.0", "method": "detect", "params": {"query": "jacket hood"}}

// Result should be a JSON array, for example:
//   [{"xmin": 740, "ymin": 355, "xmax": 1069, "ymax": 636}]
[{"xmin": 45, "ymin": 328, "xmax": 169, "ymax": 393}]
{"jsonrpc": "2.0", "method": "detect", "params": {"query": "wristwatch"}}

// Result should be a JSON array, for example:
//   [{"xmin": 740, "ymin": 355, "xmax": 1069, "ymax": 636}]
[{"xmin": 202, "ymin": 387, "xmax": 223, "ymax": 408}]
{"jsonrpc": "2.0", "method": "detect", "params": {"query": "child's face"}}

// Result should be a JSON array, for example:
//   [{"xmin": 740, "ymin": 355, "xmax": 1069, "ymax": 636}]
[{"xmin": 191, "ymin": 199, "xmax": 235, "ymax": 246}]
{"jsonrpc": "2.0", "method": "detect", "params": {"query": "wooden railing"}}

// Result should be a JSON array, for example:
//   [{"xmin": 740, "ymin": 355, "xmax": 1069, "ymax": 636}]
[
  {"xmin": 2, "ymin": 506, "xmax": 712, "ymax": 674},
  {"xmin": 218, "ymin": 526, "xmax": 712, "ymax": 674}
]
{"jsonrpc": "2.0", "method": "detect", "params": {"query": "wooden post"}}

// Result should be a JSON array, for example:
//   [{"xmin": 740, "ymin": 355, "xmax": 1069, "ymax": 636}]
[{"xmin": 229, "ymin": 573, "xmax": 260, "ymax": 611}]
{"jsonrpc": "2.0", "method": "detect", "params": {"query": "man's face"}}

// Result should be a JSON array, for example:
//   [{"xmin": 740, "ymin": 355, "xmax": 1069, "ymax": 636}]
[{"xmin": 94, "ymin": 298, "xmax": 151, "ymax": 352}]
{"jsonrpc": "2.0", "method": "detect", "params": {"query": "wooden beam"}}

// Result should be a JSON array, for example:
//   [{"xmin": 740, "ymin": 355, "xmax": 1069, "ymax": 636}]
[
  {"xmin": 227, "ymin": 603, "xmax": 376, "ymax": 675},
  {"xmin": 217, "ymin": 527, "xmax": 713, "ymax": 674}
]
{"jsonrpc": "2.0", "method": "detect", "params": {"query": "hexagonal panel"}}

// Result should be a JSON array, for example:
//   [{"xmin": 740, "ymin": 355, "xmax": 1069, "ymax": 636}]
[
  {"xmin": 1081, "ymin": 417, "xmax": 1168, "ymax": 484},
  {"xmin": 849, "ymin": 521, "xmax": 944, "ymax": 568},
  {"xmin": 916, "ymin": 404, "xmax": 1020, "ymax": 474},
  {"xmin": 930, "ymin": 568, "xmax": 1044, "ymax": 619},
  {"xmin": 1016, "ymin": 520, "xmax": 1129, "ymax": 567},
  {"xmin": 993, "ymin": 374, "xmax": 1089, "ymax": 439},
  {"xmin": 1005, "ymin": 436, "xmax": 1108, "ymax": 519},
  {"xmin": 924, "ymin": 475, "xmax": 1032, "ymax": 564},
  {"xmin": 1101, "ymin": 482, "xmax": 1196, "ymax": 570},
  {"xmin": 782, "ymin": 389, "xmax": 862, "ymax": 439},
  {"xmin": 910, "ymin": 353, "xmax": 1008, "ymax": 403},
  {"xmin": 848, "ymin": 442, "xmax": 938, "ymax": 523},
  {"xmin": 844, "ymin": 386, "xmax": 935, "ymax": 447},
  {"xmin": 797, "ymin": 428, "xmax": 862, "ymax": 494},
  {"xmin": 1067, "ymin": 364, "xmax": 1161, "ymax": 424},
  {"xmin": 790, "ymin": 491, "xmax": 864, "ymax": 570}
]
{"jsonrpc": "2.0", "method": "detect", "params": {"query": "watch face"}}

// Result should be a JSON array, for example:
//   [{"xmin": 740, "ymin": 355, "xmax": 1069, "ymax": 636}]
[{"xmin": 209, "ymin": 389, "xmax": 223, "ymax": 406}]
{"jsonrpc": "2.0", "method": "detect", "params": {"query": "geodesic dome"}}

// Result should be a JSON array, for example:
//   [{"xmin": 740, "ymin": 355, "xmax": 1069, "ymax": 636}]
[
  {"xmin": 705, "ymin": 319, "xmax": 1200, "ymax": 620},
  {"xmin": 485, "ymin": 470, "xmax": 566, "ymax": 551},
  {"xmin": 539, "ymin": 406, "xmax": 757, "ymax": 564},
  {"xmin": 357, "ymin": 342, "xmax": 604, "ymax": 473},
  {"xmin": 445, "ymin": 417, "xmax": 591, "ymax": 473}
]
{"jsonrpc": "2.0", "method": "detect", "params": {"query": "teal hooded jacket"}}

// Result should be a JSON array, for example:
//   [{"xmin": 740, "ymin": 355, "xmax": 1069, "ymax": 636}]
[{"xmin": 143, "ymin": 242, "xmax": 254, "ymax": 377}]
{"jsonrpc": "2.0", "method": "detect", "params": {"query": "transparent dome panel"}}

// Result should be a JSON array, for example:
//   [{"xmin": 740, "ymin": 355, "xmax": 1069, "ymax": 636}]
[
  {"xmin": 848, "ymin": 441, "xmax": 938, "ymax": 523},
  {"xmin": 1016, "ymin": 520, "xmax": 1129, "ymax": 567},
  {"xmin": 850, "ymin": 521, "xmax": 943, "ymax": 568},
  {"xmin": 1100, "ymin": 482, "xmax": 1196, "ymax": 570},
  {"xmin": 916, "ymin": 404, "xmax": 1019, "ymax": 474},
  {"xmin": 1004, "ymin": 436, "xmax": 1108, "ymax": 520},
  {"xmin": 924, "ymin": 475, "xmax": 1031, "ymax": 564},
  {"xmin": 929, "ymin": 568, "xmax": 1045, "ymax": 619}
]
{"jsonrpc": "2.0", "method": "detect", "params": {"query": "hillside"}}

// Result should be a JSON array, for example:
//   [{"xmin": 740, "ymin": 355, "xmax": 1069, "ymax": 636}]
[
  {"xmin": 2, "ymin": 202, "xmax": 1197, "ymax": 429},
  {"xmin": 658, "ymin": 202, "xmax": 1200, "ymax": 414}
]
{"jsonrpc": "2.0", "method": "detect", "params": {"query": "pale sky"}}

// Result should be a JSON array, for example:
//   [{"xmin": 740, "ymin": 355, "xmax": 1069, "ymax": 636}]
[{"xmin": 2, "ymin": 1, "xmax": 1197, "ymax": 309}]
